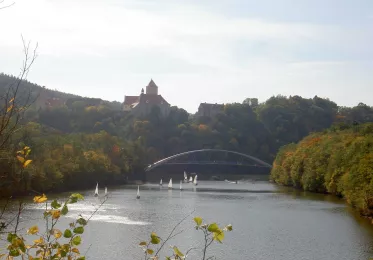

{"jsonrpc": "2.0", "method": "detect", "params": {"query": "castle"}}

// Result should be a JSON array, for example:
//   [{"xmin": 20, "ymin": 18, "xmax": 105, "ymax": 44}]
[{"xmin": 123, "ymin": 79, "xmax": 171, "ymax": 118}]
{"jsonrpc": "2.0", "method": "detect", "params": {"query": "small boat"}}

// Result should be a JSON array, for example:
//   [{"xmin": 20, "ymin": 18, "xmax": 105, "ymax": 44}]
[
  {"xmin": 136, "ymin": 186, "xmax": 140, "ymax": 199},
  {"xmin": 189, "ymin": 176, "xmax": 193, "ymax": 183},
  {"xmin": 225, "ymin": 179, "xmax": 238, "ymax": 184},
  {"xmin": 168, "ymin": 178, "xmax": 173, "ymax": 189},
  {"xmin": 193, "ymin": 175, "xmax": 198, "ymax": 186},
  {"xmin": 94, "ymin": 183, "xmax": 99, "ymax": 197},
  {"xmin": 160, "ymin": 179, "xmax": 163, "ymax": 186},
  {"xmin": 104, "ymin": 187, "xmax": 108, "ymax": 196},
  {"xmin": 180, "ymin": 180, "xmax": 183, "ymax": 191},
  {"xmin": 184, "ymin": 171, "xmax": 188, "ymax": 183}
]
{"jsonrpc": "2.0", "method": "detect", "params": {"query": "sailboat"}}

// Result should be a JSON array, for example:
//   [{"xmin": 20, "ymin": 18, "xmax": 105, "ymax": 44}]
[
  {"xmin": 193, "ymin": 175, "xmax": 198, "ymax": 186},
  {"xmin": 180, "ymin": 180, "xmax": 183, "ymax": 191},
  {"xmin": 94, "ymin": 183, "xmax": 99, "ymax": 197},
  {"xmin": 189, "ymin": 176, "xmax": 193, "ymax": 183},
  {"xmin": 136, "ymin": 186, "xmax": 140, "ymax": 199},
  {"xmin": 104, "ymin": 187, "xmax": 108, "ymax": 196},
  {"xmin": 168, "ymin": 178, "xmax": 173, "ymax": 189},
  {"xmin": 160, "ymin": 179, "xmax": 163, "ymax": 186},
  {"xmin": 184, "ymin": 171, "xmax": 188, "ymax": 183}
]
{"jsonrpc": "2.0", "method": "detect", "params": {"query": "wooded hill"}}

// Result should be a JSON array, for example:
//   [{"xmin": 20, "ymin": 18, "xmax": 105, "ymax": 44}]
[{"xmin": 1, "ymin": 73, "xmax": 373, "ymax": 195}]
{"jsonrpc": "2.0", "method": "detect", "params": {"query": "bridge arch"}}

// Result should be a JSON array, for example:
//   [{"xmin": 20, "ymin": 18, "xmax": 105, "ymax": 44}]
[{"xmin": 145, "ymin": 149, "xmax": 272, "ymax": 171}]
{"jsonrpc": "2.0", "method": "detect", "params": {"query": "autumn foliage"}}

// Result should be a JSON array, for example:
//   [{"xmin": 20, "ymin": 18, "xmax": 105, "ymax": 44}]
[{"xmin": 271, "ymin": 123, "xmax": 373, "ymax": 217}]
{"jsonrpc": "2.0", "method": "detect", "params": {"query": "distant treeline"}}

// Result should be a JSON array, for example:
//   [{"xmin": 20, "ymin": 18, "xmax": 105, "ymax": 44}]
[{"xmin": 1, "ymin": 73, "xmax": 373, "ymax": 196}]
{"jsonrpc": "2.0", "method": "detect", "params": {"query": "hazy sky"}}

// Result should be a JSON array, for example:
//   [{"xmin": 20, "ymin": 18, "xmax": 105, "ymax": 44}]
[{"xmin": 1, "ymin": 0, "xmax": 372, "ymax": 112}]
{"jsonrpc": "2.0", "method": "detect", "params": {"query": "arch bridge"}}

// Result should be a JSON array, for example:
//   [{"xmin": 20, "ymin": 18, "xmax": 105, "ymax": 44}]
[{"xmin": 145, "ymin": 149, "xmax": 272, "ymax": 172}]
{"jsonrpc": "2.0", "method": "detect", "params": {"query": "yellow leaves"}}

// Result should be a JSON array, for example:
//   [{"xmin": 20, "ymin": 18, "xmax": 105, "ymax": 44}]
[
  {"xmin": 33, "ymin": 237, "xmax": 44, "ymax": 244},
  {"xmin": 71, "ymin": 248, "xmax": 80, "ymax": 254},
  {"xmin": 16, "ymin": 146, "xmax": 32, "ymax": 168},
  {"xmin": 16, "ymin": 156, "xmax": 24, "ymax": 163},
  {"xmin": 23, "ymin": 160, "xmax": 32, "ymax": 168},
  {"xmin": 53, "ymin": 229, "xmax": 62, "ymax": 239},
  {"xmin": 33, "ymin": 194, "xmax": 47, "ymax": 203},
  {"xmin": 27, "ymin": 225, "xmax": 39, "ymax": 235},
  {"xmin": 51, "ymin": 210, "xmax": 61, "ymax": 219},
  {"xmin": 6, "ymin": 104, "xmax": 13, "ymax": 113}
]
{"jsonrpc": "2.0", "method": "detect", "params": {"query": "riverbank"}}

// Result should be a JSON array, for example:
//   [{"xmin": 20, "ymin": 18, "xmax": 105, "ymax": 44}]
[{"xmin": 270, "ymin": 123, "xmax": 373, "ymax": 218}]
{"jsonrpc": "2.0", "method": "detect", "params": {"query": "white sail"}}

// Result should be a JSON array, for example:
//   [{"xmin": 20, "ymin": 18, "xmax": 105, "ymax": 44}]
[
  {"xmin": 160, "ymin": 179, "xmax": 163, "ymax": 186},
  {"xmin": 193, "ymin": 175, "xmax": 198, "ymax": 185},
  {"xmin": 137, "ymin": 186, "xmax": 140, "ymax": 199},
  {"xmin": 168, "ymin": 178, "xmax": 172, "ymax": 189},
  {"xmin": 94, "ymin": 183, "xmax": 99, "ymax": 196},
  {"xmin": 180, "ymin": 180, "xmax": 183, "ymax": 190},
  {"xmin": 184, "ymin": 171, "xmax": 188, "ymax": 180},
  {"xmin": 104, "ymin": 187, "xmax": 107, "ymax": 195},
  {"xmin": 189, "ymin": 176, "xmax": 193, "ymax": 182}
]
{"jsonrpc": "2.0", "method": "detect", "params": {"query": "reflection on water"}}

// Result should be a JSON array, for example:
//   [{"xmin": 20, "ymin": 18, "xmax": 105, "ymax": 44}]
[{"xmin": 2, "ymin": 181, "xmax": 373, "ymax": 260}]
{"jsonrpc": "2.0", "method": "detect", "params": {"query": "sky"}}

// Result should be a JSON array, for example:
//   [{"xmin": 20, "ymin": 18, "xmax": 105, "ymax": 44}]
[{"xmin": 0, "ymin": 0, "xmax": 372, "ymax": 113}]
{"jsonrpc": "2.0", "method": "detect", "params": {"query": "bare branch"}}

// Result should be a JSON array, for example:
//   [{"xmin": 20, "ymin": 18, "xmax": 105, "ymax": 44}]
[
  {"xmin": 154, "ymin": 209, "xmax": 195, "ymax": 257},
  {"xmin": 0, "ymin": 0, "xmax": 15, "ymax": 10}
]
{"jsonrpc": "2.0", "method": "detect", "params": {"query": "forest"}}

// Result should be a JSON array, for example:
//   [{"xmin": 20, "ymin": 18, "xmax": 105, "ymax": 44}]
[
  {"xmin": 1, "ymin": 73, "xmax": 373, "ymax": 196},
  {"xmin": 270, "ymin": 122, "xmax": 373, "ymax": 217}
]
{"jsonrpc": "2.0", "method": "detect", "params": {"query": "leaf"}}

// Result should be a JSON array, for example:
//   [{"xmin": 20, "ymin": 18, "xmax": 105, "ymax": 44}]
[
  {"xmin": 193, "ymin": 217, "xmax": 202, "ymax": 226},
  {"xmin": 51, "ymin": 200, "xmax": 61, "ymax": 209},
  {"xmin": 226, "ymin": 224, "xmax": 233, "ymax": 231},
  {"xmin": 6, "ymin": 104, "xmax": 13, "ymax": 113},
  {"xmin": 213, "ymin": 229, "xmax": 225, "ymax": 243},
  {"xmin": 139, "ymin": 241, "xmax": 147, "ymax": 246},
  {"xmin": 76, "ymin": 257, "xmax": 86, "ymax": 260},
  {"xmin": 173, "ymin": 246, "xmax": 184, "ymax": 257},
  {"xmin": 9, "ymin": 97, "xmax": 15, "ymax": 104},
  {"xmin": 16, "ymin": 156, "xmax": 24, "ymax": 163},
  {"xmin": 70, "ymin": 193, "xmax": 84, "ymax": 200},
  {"xmin": 33, "ymin": 237, "xmax": 44, "ymax": 244},
  {"xmin": 7, "ymin": 233, "xmax": 17, "ymax": 243},
  {"xmin": 146, "ymin": 249, "xmax": 154, "ymax": 255},
  {"xmin": 63, "ymin": 229, "xmax": 72, "ymax": 238},
  {"xmin": 52, "ymin": 210, "xmax": 61, "ymax": 219},
  {"xmin": 61, "ymin": 205, "xmax": 68, "ymax": 215},
  {"xmin": 207, "ymin": 223, "xmax": 219, "ymax": 232},
  {"xmin": 150, "ymin": 232, "xmax": 160, "ymax": 244},
  {"xmin": 27, "ymin": 225, "xmax": 38, "ymax": 235},
  {"xmin": 23, "ymin": 160, "xmax": 32, "ymax": 168},
  {"xmin": 71, "ymin": 248, "xmax": 80, "ymax": 254},
  {"xmin": 33, "ymin": 194, "xmax": 47, "ymax": 203},
  {"xmin": 72, "ymin": 236, "xmax": 82, "ymax": 246},
  {"xmin": 73, "ymin": 227, "xmax": 84, "ymax": 234},
  {"xmin": 53, "ymin": 229, "xmax": 62, "ymax": 239},
  {"xmin": 76, "ymin": 218, "xmax": 87, "ymax": 226}
]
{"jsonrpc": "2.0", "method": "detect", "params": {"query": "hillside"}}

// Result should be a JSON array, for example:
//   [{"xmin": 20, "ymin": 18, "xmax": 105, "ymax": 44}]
[
  {"xmin": 270, "ymin": 123, "xmax": 373, "ymax": 217},
  {"xmin": 1, "ymin": 73, "xmax": 373, "ymax": 195}
]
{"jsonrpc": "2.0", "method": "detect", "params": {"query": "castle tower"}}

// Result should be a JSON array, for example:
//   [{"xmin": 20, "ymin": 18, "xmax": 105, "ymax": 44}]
[
  {"xmin": 145, "ymin": 79, "xmax": 158, "ymax": 95},
  {"xmin": 141, "ymin": 88, "xmax": 144, "ymax": 94}
]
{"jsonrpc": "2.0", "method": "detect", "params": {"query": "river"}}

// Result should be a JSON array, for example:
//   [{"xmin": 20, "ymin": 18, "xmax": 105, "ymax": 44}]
[{"xmin": 3, "ymin": 181, "xmax": 373, "ymax": 260}]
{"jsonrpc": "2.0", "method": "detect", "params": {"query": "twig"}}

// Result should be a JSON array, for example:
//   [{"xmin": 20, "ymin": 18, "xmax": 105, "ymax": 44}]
[
  {"xmin": 13, "ymin": 201, "xmax": 22, "ymax": 233},
  {"xmin": 0, "ymin": 0, "xmax": 14, "ymax": 9},
  {"xmin": 154, "ymin": 209, "xmax": 195, "ymax": 257}
]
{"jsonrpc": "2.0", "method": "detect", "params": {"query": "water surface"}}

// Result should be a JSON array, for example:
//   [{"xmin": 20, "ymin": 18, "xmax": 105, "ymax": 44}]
[{"xmin": 3, "ymin": 181, "xmax": 373, "ymax": 260}]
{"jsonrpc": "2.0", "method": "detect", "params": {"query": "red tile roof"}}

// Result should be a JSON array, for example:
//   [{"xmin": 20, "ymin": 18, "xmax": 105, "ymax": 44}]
[
  {"xmin": 139, "ymin": 94, "xmax": 169, "ymax": 105},
  {"xmin": 124, "ymin": 96, "xmax": 139, "ymax": 105}
]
